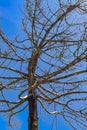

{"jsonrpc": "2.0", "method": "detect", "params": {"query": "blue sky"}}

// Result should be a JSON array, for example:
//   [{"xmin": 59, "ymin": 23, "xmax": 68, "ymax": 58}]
[{"xmin": 0, "ymin": 1, "xmax": 73, "ymax": 130}]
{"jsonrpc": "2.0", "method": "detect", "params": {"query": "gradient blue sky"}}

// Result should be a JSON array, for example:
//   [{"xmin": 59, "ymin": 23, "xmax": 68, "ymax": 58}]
[{"xmin": 0, "ymin": 1, "xmax": 72, "ymax": 130}]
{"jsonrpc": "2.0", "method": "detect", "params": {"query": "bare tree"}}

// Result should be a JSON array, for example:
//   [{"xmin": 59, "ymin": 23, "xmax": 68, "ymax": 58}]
[{"xmin": 0, "ymin": 0, "xmax": 87, "ymax": 130}]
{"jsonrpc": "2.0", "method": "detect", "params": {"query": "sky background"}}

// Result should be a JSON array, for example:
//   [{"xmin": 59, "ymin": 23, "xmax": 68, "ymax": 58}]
[{"xmin": 0, "ymin": 0, "xmax": 73, "ymax": 130}]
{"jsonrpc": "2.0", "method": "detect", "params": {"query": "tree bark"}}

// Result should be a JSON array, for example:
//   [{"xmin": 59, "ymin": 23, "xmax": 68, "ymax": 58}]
[
  {"xmin": 28, "ymin": 91, "xmax": 38, "ymax": 130},
  {"xmin": 28, "ymin": 50, "xmax": 39, "ymax": 130}
]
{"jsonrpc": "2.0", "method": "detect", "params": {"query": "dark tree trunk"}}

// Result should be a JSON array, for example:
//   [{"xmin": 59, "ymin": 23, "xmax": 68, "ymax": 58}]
[
  {"xmin": 28, "ymin": 50, "xmax": 40, "ymax": 130},
  {"xmin": 28, "ymin": 91, "xmax": 38, "ymax": 130}
]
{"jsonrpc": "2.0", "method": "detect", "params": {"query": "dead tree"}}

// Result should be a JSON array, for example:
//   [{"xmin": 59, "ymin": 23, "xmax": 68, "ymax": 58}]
[{"xmin": 0, "ymin": 0, "xmax": 87, "ymax": 130}]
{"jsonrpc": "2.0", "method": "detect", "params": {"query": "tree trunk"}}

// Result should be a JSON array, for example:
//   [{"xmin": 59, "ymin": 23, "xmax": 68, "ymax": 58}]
[
  {"xmin": 28, "ymin": 91, "xmax": 38, "ymax": 130},
  {"xmin": 28, "ymin": 50, "xmax": 39, "ymax": 130}
]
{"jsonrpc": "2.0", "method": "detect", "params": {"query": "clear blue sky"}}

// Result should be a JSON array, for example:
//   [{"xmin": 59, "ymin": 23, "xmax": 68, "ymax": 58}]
[{"xmin": 0, "ymin": 1, "xmax": 72, "ymax": 130}]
